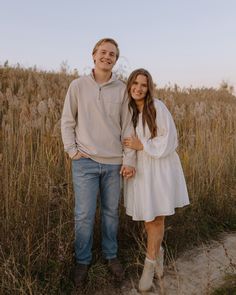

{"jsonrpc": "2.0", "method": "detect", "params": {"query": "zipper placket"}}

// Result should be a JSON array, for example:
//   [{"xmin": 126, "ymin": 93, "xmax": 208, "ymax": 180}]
[
  {"xmin": 98, "ymin": 86, "xmax": 101, "ymax": 100},
  {"xmin": 96, "ymin": 80, "xmax": 111, "ymax": 100}
]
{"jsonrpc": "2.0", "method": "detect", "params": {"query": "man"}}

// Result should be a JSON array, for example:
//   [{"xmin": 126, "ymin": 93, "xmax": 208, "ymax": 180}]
[{"xmin": 61, "ymin": 38, "xmax": 135, "ymax": 286}]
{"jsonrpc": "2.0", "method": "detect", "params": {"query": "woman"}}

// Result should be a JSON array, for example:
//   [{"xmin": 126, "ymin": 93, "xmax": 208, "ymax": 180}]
[{"xmin": 123, "ymin": 69, "xmax": 189, "ymax": 292}]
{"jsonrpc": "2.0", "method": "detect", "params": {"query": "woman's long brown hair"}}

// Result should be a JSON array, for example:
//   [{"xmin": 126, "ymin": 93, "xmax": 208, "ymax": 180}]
[{"xmin": 127, "ymin": 68, "xmax": 157, "ymax": 139}]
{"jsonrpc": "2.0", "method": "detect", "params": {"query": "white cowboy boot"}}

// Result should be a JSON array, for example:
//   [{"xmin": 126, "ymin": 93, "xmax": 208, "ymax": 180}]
[
  {"xmin": 138, "ymin": 257, "xmax": 155, "ymax": 292},
  {"xmin": 155, "ymin": 246, "xmax": 164, "ymax": 279}
]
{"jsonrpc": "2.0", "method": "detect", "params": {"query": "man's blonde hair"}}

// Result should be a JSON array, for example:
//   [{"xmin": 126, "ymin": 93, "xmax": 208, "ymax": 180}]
[{"xmin": 92, "ymin": 38, "xmax": 120, "ymax": 61}]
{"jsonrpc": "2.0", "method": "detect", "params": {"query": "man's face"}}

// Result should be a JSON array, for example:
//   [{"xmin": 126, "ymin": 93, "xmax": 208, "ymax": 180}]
[{"xmin": 93, "ymin": 42, "xmax": 117, "ymax": 72}]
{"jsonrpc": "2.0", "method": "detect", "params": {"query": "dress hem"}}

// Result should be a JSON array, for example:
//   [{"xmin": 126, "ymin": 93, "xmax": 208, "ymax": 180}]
[{"xmin": 125, "ymin": 203, "xmax": 190, "ymax": 222}]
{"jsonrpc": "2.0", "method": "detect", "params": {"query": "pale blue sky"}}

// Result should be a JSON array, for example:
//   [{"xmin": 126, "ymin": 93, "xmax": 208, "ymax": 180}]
[{"xmin": 1, "ymin": 0, "xmax": 236, "ymax": 89}]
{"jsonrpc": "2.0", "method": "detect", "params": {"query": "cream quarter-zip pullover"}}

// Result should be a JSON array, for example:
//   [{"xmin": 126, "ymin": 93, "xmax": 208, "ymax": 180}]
[{"xmin": 61, "ymin": 72, "xmax": 136, "ymax": 167}]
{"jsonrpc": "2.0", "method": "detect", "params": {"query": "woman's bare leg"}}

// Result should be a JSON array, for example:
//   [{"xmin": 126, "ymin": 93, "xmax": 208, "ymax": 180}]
[
  {"xmin": 139, "ymin": 216, "xmax": 165, "ymax": 291},
  {"xmin": 144, "ymin": 216, "xmax": 165, "ymax": 260}
]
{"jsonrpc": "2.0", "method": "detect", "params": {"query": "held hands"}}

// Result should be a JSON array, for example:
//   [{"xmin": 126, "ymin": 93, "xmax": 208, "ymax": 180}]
[
  {"xmin": 121, "ymin": 135, "xmax": 141, "ymax": 179},
  {"xmin": 72, "ymin": 151, "xmax": 89, "ymax": 160},
  {"xmin": 123, "ymin": 135, "xmax": 143, "ymax": 151},
  {"xmin": 120, "ymin": 165, "xmax": 136, "ymax": 179}
]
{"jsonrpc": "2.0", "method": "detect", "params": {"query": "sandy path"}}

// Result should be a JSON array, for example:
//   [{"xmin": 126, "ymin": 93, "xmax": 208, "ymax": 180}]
[{"xmin": 124, "ymin": 232, "xmax": 236, "ymax": 295}]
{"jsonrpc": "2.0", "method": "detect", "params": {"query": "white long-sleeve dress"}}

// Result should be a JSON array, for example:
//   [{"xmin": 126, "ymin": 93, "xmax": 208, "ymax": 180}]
[{"xmin": 124, "ymin": 98, "xmax": 189, "ymax": 221}]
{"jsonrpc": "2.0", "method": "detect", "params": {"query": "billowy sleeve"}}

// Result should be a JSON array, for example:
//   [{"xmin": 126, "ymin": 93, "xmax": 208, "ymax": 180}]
[{"xmin": 139, "ymin": 100, "xmax": 178, "ymax": 158}]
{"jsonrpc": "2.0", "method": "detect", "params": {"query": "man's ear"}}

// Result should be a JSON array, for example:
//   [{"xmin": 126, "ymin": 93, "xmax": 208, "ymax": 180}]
[{"xmin": 92, "ymin": 54, "xmax": 96, "ymax": 64}]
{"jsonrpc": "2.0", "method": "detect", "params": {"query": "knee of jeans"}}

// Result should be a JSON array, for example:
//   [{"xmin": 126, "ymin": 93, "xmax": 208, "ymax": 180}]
[
  {"xmin": 102, "ymin": 198, "xmax": 120, "ymax": 212},
  {"xmin": 102, "ymin": 206, "xmax": 118, "ymax": 218},
  {"xmin": 74, "ymin": 210, "xmax": 95, "ymax": 224}
]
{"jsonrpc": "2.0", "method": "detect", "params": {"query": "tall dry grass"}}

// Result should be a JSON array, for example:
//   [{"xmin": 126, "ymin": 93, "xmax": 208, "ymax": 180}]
[{"xmin": 0, "ymin": 66, "xmax": 236, "ymax": 294}]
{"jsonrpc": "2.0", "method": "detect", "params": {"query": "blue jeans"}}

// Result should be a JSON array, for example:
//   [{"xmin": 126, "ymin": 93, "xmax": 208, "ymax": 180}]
[{"xmin": 72, "ymin": 158, "xmax": 121, "ymax": 265}]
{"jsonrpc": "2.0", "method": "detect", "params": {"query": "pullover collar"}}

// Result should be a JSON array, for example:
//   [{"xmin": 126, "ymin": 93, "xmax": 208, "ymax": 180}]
[{"xmin": 89, "ymin": 69, "xmax": 118, "ymax": 86}]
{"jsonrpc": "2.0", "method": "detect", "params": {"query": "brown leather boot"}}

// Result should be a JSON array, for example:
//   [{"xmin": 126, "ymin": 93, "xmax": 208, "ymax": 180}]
[
  {"xmin": 73, "ymin": 263, "xmax": 89, "ymax": 287},
  {"xmin": 107, "ymin": 258, "xmax": 124, "ymax": 281}
]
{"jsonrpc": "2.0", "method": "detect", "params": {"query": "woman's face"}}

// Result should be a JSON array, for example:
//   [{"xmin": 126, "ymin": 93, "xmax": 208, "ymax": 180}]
[{"xmin": 130, "ymin": 74, "xmax": 148, "ymax": 102}]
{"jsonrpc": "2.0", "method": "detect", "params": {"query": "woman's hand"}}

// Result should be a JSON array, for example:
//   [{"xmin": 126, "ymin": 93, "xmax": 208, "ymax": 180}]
[{"xmin": 123, "ymin": 135, "xmax": 143, "ymax": 151}]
